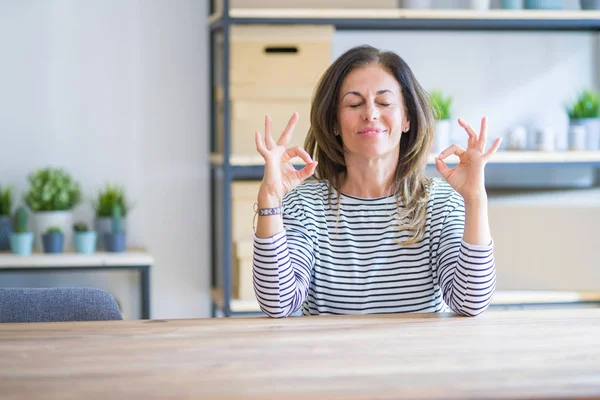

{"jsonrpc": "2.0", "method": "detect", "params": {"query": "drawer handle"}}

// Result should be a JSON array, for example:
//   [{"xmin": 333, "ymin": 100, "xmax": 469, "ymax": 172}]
[{"xmin": 264, "ymin": 46, "xmax": 299, "ymax": 54}]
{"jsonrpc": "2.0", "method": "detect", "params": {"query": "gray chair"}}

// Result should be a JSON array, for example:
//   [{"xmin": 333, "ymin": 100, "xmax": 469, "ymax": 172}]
[{"xmin": 0, "ymin": 287, "xmax": 123, "ymax": 323}]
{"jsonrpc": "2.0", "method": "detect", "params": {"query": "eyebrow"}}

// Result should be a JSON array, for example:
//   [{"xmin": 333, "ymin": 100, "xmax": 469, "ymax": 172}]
[{"xmin": 342, "ymin": 89, "xmax": 394, "ymax": 99}]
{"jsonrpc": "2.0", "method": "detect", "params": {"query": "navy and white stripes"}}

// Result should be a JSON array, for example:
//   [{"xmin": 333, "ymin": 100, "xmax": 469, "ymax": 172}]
[{"xmin": 253, "ymin": 178, "xmax": 496, "ymax": 318}]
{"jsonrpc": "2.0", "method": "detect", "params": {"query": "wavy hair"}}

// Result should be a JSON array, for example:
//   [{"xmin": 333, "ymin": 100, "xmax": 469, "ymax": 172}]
[{"xmin": 304, "ymin": 45, "xmax": 436, "ymax": 245}]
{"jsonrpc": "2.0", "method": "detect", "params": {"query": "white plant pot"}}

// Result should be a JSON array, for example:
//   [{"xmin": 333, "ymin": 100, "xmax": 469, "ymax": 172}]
[
  {"xmin": 432, "ymin": 120, "xmax": 451, "ymax": 154},
  {"xmin": 33, "ymin": 211, "xmax": 73, "ymax": 252},
  {"xmin": 401, "ymin": 0, "xmax": 432, "ymax": 8},
  {"xmin": 95, "ymin": 217, "xmax": 127, "ymax": 250},
  {"xmin": 470, "ymin": 0, "xmax": 491, "ymax": 10}
]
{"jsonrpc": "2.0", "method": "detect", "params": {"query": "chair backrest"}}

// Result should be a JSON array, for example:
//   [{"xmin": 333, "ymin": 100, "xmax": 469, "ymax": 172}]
[{"xmin": 0, "ymin": 287, "xmax": 123, "ymax": 323}]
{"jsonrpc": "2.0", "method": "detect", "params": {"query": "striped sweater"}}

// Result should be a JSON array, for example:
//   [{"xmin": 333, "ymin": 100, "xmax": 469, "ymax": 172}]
[{"xmin": 252, "ymin": 178, "xmax": 496, "ymax": 318}]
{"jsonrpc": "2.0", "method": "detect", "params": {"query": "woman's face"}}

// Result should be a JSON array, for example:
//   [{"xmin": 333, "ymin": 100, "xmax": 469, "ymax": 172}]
[{"xmin": 337, "ymin": 64, "xmax": 409, "ymax": 161}]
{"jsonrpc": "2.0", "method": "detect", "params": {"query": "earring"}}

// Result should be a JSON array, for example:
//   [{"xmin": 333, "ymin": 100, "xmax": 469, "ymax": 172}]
[
  {"xmin": 334, "ymin": 129, "xmax": 339, "ymax": 136},
  {"xmin": 403, "ymin": 126, "xmax": 409, "ymax": 132}
]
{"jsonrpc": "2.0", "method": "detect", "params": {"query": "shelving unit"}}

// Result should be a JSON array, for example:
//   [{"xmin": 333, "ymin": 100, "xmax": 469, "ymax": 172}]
[{"xmin": 209, "ymin": 1, "xmax": 600, "ymax": 317}]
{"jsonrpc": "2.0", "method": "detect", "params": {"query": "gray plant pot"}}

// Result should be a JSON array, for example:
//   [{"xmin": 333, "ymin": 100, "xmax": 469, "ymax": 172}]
[
  {"xmin": 42, "ymin": 232, "xmax": 64, "ymax": 254},
  {"xmin": 95, "ymin": 217, "xmax": 127, "ymax": 250},
  {"xmin": 570, "ymin": 118, "xmax": 600, "ymax": 150},
  {"xmin": 0, "ymin": 215, "xmax": 12, "ymax": 251},
  {"xmin": 104, "ymin": 231, "xmax": 126, "ymax": 252},
  {"xmin": 581, "ymin": 0, "xmax": 600, "ymax": 9}
]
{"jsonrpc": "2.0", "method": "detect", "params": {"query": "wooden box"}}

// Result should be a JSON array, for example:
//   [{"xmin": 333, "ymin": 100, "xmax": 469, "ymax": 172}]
[
  {"xmin": 233, "ymin": 239, "xmax": 254, "ymax": 300},
  {"xmin": 216, "ymin": 87, "xmax": 312, "ymax": 156},
  {"xmin": 231, "ymin": 181, "xmax": 262, "ymax": 242},
  {"xmin": 227, "ymin": 25, "xmax": 333, "ymax": 91}
]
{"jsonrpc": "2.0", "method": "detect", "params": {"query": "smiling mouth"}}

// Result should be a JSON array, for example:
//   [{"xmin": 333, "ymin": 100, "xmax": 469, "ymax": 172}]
[{"xmin": 359, "ymin": 129, "xmax": 386, "ymax": 137}]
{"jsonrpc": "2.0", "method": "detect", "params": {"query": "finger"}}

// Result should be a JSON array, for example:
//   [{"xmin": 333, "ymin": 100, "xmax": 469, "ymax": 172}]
[
  {"xmin": 297, "ymin": 161, "xmax": 318, "ymax": 182},
  {"xmin": 283, "ymin": 146, "xmax": 313, "ymax": 165},
  {"xmin": 277, "ymin": 112, "xmax": 299, "ymax": 147},
  {"xmin": 438, "ymin": 144, "xmax": 465, "ymax": 160},
  {"xmin": 483, "ymin": 137, "xmax": 502, "ymax": 162},
  {"xmin": 458, "ymin": 118, "xmax": 478, "ymax": 148},
  {"xmin": 478, "ymin": 116, "xmax": 487, "ymax": 152},
  {"xmin": 265, "ymin": 115, "xmax": 276, "ymax": 150},
  {"xmin": 255, "ymin": 131, "xmax": 268, "ymax": 157},
  {"xmin": 435, "ymin": 157, "xmax": 452, "ymax": 180}
]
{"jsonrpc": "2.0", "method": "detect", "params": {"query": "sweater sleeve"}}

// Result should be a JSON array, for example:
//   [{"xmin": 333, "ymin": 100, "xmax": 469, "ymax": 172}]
[
  {"xmin": 252, "ymin": 189, "xmax": 316, "ymax": 318},
  {"xmin": 435, "ymin": 192, "xmax": 497, "ymax": 317}
]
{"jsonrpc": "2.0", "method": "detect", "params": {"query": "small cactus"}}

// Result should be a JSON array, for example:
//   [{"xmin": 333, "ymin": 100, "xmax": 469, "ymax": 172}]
[
  {"xmin": 46, "ymin": 226, "xmax": 62, "ymax": 235},
  {"xmin": 73, "ymin": 222, "xmax": 89, "ymax": 232},
  {"xmin": 14, "ymin": 207, "xmax": 28, "ymax": 233},
  {"xmin": 112, "ymin": 204, "xmax": 122, "ymax": 233}
]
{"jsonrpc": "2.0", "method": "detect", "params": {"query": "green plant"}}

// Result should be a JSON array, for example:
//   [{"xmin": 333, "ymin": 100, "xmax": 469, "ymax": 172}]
[
  {"xmin": 429, "ymin": 90, "xmax": 452, "ymax": 121},
  {"xmin": 23, "ymin": 168, "xmax": 81, "ymax": 212},
  {"xmin": 94, "ymin": 184, "xmax": 129, "ymax": 218},
  {"xmin": 45, "ymin": 226, "xmax": 62, "ymax": 235},
  {"xmin": 567, "ymin": 90, "xmax": 600, "ymax": 119},
  {"xmin": 14, "ymin": 207, "xmax": 28, "ymax": 233},
  {"xmin": 112, "ymin": 204, "xmax": 122, "ymax": 233},
  {"xmin": 73, "ymin": 222, "xmax": 90, "ymax": 232},
  {"xmin": 0, "ymin": 185, "xmax": 12, "ymax": 216}
]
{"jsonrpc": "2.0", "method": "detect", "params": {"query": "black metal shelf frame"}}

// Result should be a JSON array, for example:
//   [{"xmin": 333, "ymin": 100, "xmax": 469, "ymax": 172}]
[{"xmin": 209, "ymin": 1, "xmax": 600, "ymax": 317}]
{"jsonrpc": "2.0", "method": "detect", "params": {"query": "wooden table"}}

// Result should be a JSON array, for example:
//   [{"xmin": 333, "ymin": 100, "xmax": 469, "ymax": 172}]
[
  {"xmin": 0, "ymin": 249, "xmax": 153, "ymax": 319},
  {"xmin": 1, "ymin": 308, "xmax": 599, "ymax": 399}
]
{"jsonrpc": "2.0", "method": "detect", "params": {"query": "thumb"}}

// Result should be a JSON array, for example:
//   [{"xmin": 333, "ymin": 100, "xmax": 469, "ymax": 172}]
[
  {"xmin": 435, "ymin": 157, "xmax": 451, "ymax": 180},
  {"xmin": 298, "ymin": 161, "xmax": 318, "ymax": 182}
]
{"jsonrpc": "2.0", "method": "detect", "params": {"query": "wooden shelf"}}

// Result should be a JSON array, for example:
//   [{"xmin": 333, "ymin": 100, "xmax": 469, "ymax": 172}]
[
  {"xmin": 212, "ymin": 288, "xmax": 600, "ymax": 315},
  {"xmin": 0, "ymin": 248, "xmax": 153, "ymax": 268},
  {"xmin": 211, "ymin": 151, "xmax": 600, "ymax": 167},
  {"xmin": 210, "ymin": 8, "xmax": 600, "ymax": 31}
]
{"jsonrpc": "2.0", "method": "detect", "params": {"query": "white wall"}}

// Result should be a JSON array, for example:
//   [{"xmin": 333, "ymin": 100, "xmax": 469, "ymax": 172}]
[{"xmin": 0, "ymin": 0, "xmax": 209, "ymax": 319}]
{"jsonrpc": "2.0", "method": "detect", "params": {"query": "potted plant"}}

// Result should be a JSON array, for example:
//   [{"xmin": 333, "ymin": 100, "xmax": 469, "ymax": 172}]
[
  {"xmin": 42, "ymin": 226, "xmax": 64, "ymax": 254},
  {"xmin": 73, "ymin": 222, "xmax": 97, "ymax": 254},
  {"xmin": 9, "ymin": 207, "xmax": 34, "ymax": 256},
  {"xmin": 24, "ymin": 167, "xmax": 81, "ymax": 252},
  {"xmin": 0, "ymin": 185, "xmax": 12, "ymax": 251},
  {"xmin": 104, "ymin": 204, "xmax": 126, "ymax": 252},
  {"xmin": 93, "ymin": 184, "xmax": 130, "ymax": 250},
  {"xmin": 567, "ymin": 90, "xmax": 600, "ymax": 150},
  {"xmin": 429, "ymin": 90, "xmax": 453, "ymax": 153}
]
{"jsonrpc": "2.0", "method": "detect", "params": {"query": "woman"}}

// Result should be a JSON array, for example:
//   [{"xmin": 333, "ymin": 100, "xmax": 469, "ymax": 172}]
[{"xmin": 252, "ymin": 45, "xmax": 501, "ymax": 318}]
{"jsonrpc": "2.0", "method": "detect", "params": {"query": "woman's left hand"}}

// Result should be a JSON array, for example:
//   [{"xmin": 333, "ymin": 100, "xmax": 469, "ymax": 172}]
[{"xmin": 435, "ymin": 117, "xmax": 502, "ymax": 202}]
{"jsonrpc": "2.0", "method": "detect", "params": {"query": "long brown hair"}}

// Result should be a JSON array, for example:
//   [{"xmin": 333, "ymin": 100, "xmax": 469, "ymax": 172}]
[{"xmin": 304, "ymin": 45, "xmax": 435, "ymax": 245}]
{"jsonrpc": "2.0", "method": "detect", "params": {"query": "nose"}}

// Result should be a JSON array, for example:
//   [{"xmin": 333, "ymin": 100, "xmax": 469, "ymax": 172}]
[{"xmin": 364, "ymin": 101, "xmax": 380, "ymax": 121}]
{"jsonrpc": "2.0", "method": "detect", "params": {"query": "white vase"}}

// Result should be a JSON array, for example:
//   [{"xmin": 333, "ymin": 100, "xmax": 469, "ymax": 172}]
[
  {"xmin": 95, "ymin": 217, "xmax": 127, "ymax": 250},
  {"xmin": 401, "ymin": 0, "xmax": 432, "ymax": 8},
  {"xmin": 470, "ymin": 0, "xmax": 491, "ymax": 10},
  {"xmin": 432, "ymin": 120, "xmax": 451, "ymax": 154},
  {"xmin": 33, "ymin": 211, "xmax": 73, "ymax": 252}
]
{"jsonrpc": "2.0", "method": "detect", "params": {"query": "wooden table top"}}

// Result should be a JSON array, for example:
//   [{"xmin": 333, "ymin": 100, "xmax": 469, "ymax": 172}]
[{"xmin": 1, "ymin": 308, "xmax": 599, "ymax": 399}]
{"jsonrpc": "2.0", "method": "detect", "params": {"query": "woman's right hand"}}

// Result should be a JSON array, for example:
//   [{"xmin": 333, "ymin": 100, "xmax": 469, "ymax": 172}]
[{"xmin": 255, "ymin": 112, "xmax": 318, "ymax": 203}]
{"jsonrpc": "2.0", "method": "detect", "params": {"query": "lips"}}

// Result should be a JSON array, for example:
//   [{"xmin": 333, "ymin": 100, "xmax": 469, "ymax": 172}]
[{"xmin": 359, "ymin": 127, "xmax": 386, "ymax": 137}]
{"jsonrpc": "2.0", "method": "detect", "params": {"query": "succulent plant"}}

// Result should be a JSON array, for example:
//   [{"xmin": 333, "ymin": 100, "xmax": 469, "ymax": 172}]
[
  {"xmin": 429, "ymin": 90, "xmax": 453, "ymax": 121},
  {"xmin": 14, "ymin": 207, "xmax": 28, "ymax": 234},
  {"xmin": 73, "ymin": 222, "xmax": 90, "ymax": 232},
  {"xmin": 94, "ymin": 184, "xmax": 130, "ymax": 218},
  {"xmin": 0, "ymin": 186, "xmax": 12, "ymax": 216},
  {"xmin": 23, "ymin": 167, "xmax": 81, "ymax": 212},
  {"xmin": 45, "ymin": 226, "xmax": 62, "ymax": 235},
  {"xmin": 567, "ymin": 90, "xmax": 600, "ymax": 120}
]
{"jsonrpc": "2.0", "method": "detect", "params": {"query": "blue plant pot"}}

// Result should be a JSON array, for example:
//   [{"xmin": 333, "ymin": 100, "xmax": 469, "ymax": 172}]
[
  {"xmin": 104, "ymin": 232, "xmax": 126, "ymax": 252},
  {"xmin": 0, "ymin": 215, "xmax": 12, "ymax": 251},
  {"xmin": 9, "ymin": 232, "xmax": 34, "ymax": 256},
  {"xmin": 581, "ymin": 0, "xmax": 600, "ymax": 10},
  {"xmin": 74, "ymin": 231, "xmax": 97, "ymax": 254},
  {"xmin": 42, "ymin": 232, "xmax": 64, "ymax": 254},
  {"xmin": 501, "ymin": 0, "xmax": 523, "ymax": 8},
  {"xmin": 524, "ymin": 0, "xmax": 562, "ymax": 9}
]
